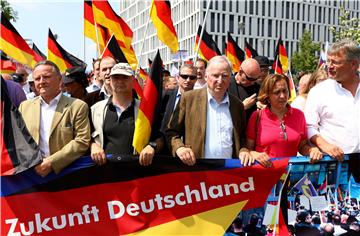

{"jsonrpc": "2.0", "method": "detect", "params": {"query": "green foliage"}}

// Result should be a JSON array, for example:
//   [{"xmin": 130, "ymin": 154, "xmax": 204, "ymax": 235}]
[
  {"xmin": 291, "ymin": 31, "xmax": 321, "ymax": 74},
  {"xmin": 330, "ymin": 6, "xmax": 360, "ymax": 44},
  {"xmin": 1, "ymin": 0, "xmax": 18, "ymax": 22}
]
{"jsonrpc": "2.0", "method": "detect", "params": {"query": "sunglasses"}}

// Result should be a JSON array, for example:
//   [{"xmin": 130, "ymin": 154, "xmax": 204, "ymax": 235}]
[
  {"xmin": 180, "ymin": 74, "xmax": 197, "ymax": 80},
  {"xmin": 241, "ymin": 69, "xmax": 258, "ymax": 82},
  {"xmin": 280, "ymin": 121, "xmax": 288, "ymax": 140}
]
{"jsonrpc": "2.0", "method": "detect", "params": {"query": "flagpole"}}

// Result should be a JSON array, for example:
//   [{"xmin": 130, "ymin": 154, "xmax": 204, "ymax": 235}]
[
  {"xmin": 137, "ymin": 2, "xmax": 153, "ymax": 72},
  {"xmin": 273, "ymin": 164, "xmax": 292, "ymax": 236},
  {"xmin": 194, "ymin": 0, "xmax": 212, "ymax": 62},
  {"xmin": 94, "ymin": 21, "xmax": 101, "ymax": 57}
]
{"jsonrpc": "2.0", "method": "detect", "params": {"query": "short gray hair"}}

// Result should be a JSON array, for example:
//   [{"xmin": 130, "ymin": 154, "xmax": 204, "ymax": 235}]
[
  {"xmin": 33, "ymin": 60, "xmax": 61, "ymax": 76},
  {"xmin": 327, "ymin": 39, "xmax": 360, "ymax": 62},
  {"xmin": 206, "ymin": 56, "xmax": 232, "ymax": 74}
]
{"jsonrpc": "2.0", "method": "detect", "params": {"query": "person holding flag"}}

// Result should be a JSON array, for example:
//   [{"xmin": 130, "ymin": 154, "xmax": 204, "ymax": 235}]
[{"xmin": 90, "ymin": 63, "xmax": 163, "ymax": 166}]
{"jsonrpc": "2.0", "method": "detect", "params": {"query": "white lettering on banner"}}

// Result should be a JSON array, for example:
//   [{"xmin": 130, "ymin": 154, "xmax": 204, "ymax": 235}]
[
  {"xmin": 107, "ymin": 177, "xmax": 255, "ymax": 220},
  {"xmin": 5, "ymin": 205, "xmax": 99, "ymax": 236},
  {"xmin": 4, "ymin": 177, "xmax": 256, "ymax": 235}
]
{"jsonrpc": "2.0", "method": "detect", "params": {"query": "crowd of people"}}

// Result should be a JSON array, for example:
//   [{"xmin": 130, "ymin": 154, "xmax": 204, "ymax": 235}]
[{"xmin": 1, "ymin": 38, "xmax": 360, "ymax": 235}]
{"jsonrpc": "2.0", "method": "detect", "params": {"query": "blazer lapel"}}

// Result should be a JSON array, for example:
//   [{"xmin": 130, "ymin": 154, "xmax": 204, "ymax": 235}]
[
  {"xmin": 50, "ymin": 95, "xmax": 68, "ymax": 137},
  {"xmin": 33, "ymin": 98, "xmax": 41, "ymax": 143},
  {"xmin": 198, "ymin": 89, "xmax": 207, "ymax": 143}
]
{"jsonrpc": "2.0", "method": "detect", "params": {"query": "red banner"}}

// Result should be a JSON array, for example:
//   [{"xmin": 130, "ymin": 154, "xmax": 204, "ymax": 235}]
[{"xmin": 1, "ymin": 158, "xmax": 288, "ymax": 235}]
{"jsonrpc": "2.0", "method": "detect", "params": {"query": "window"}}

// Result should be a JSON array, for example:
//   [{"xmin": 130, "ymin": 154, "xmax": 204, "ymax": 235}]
[
  {"xmin": 211, "ymin": 13, "xmax": 215, "ymax": 31},
  {"xmin": 286, "ymin": 2, "xmax": 290, "ymax": 18},
  {"xmin": 229, "ymin": 15, "xmax": 234, "ymax": 33},
  {"xmin": 268, "ymin": 19, "xmax": 272, "ymax": 37},
  {"xmin": 222, "ymin": 14, "xmax": 226, "ymax": 33}
]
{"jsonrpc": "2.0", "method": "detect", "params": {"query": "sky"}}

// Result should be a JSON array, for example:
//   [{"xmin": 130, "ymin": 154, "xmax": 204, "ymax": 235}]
[{"xmin": 8, "ymin": 0, "xmax": 120, "ymax": 70}]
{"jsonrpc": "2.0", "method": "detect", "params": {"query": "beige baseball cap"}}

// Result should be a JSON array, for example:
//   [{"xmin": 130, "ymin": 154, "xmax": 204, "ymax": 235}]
[{"xmin": 110, "ymin": 63, "xmax": 134, "ymax": 77}]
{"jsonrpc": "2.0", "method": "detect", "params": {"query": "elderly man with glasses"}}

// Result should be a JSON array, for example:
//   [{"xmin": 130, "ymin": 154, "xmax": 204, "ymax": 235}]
[
  {"xmin": 165, "ymin": 56, "xmax": 247, "ymax": 166},
  {"xmin": 228, "ymin": 58, "xmax": 261, "ymax": 123}
]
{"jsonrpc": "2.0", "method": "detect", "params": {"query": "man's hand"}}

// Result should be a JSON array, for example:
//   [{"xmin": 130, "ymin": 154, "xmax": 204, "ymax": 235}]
[
  {"xmin": 309, "ymin": 147, "xmax": 323, "ymax": 164},
  {"xmin": 243, "ymin": 93, "xmax": 257, "ymax": 110},
  {"xmin": 176, "ymin": 146, "xmax": 196, "ymax": 166},
  {"xmin": 239, "ymin": 151, "xmax": 255, "ymax": 166},
  {"xmin": 35, "ymin": 157, "xmax": 52, "ymax": 177},
  {"xmin": 139, "ymin": 145, "xmax": 155, "ymax": 166},
  {"xmin": 91, "ymin": 142, "xmax": 106, "ymax": 165},
  {"xmin": 321, "ymin": 143, "xmax": 344, "ymax": 161}
]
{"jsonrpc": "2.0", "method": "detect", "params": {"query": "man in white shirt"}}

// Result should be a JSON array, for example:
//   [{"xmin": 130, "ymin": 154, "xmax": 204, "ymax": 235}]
[
  {"xmin": 193, "ymin": 58, "xmax": 207, "ymax": 89},
  {"xmin": 305, "ymin": 39, "xmax": 360, "ymax": 181},
  {"xmin": 19, "ymin": 60, "xmax": 90, "ymax": 177}
]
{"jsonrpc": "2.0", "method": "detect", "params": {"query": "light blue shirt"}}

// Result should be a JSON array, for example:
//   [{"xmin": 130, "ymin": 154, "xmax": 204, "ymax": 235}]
[{"xmin": 204, "ymin": 90, "xmax": 233, "ymax": 159}]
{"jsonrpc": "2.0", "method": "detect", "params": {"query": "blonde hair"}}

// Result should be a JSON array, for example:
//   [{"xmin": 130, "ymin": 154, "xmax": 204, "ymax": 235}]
[{"xmin": 258, "ymin": 74, "xmax": 290, "ymax": 105}]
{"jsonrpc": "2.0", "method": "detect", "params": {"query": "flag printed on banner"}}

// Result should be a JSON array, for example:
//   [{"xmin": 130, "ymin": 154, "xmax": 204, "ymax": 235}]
[
  {"xmin": 244, "ymin": 40, "xmax": 258, "ymax": 59},
  {"xmin": 318, "ymin": 175, "xmax": 327, "ymax": 195},
  {"xmin": 0, "ymin": 155, "xmax": 289, "ymax": 235},
  {"xmin": 1, "ymin": 78, "xmax": 42, "ymax": 176},
  {"xmin": 293, "ymin": 175, "xmax": 318, "ymax": 198},
  {"xmin": 48, "ymin": 29, "xmax": 86, "ymax": 72},
  {"xmin": 150, "ymin": 0, "xmax": 179, "ymax": 53},
  {"xmin": 195, "ymin": 25, "xmax": 221, "ymax": 62},
  {"xmin": 0, "ymin": 13, "xmax": 36, "ymax": 67},
  {"xmin": 132, "ymin": 51, "xmax": 163, "ymax": 153},
  {"xmin": 225, "ymin": 32, "xmax": 245, "ymax": 73},
  {"xmin": 32, "ymin": 43, "xmax": 46, "ymax": 62},
  {"xmin": 92, "ymin": 0, "xmax": 133, "ymax": 49}
]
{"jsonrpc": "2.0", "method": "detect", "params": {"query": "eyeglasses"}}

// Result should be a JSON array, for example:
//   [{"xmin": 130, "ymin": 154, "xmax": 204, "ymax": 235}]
[
  {"xmin": 280, "ymin": 121, "xmax": 288, "ymax": 140},
  {"xmin": 180, "ymin": 74, "xmax": 197, "ymax": 80},
  {"xmin": 241, "ymin": 68, "xmax": 258, "ymax": 82}
]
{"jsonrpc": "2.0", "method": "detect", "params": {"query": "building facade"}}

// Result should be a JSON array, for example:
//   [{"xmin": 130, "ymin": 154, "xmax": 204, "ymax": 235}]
[{"xmin": 120, "ymin": 0, "xmax": 360, "ymax": 69}]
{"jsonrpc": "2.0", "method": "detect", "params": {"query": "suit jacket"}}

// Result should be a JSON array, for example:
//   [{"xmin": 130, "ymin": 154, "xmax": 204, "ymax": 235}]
[
  {"xmin": 19, "ymin": 95, "xmax": 91, "ymax": 173},
  {"xmin": 165, "ymin": 88, "xmax": 246, "ymax": 159},
  {"xmin": 160, "ymin": 89, "xmax": 179, "ymax": 132}
]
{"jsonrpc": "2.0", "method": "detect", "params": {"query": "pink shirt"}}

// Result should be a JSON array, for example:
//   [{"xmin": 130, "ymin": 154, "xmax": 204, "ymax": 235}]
[{"xmin": 247, "ymin": 106, "xmax": 307, "ymax": 158}]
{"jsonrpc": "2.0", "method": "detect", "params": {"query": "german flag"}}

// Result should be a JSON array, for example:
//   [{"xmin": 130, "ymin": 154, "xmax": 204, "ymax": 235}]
[
  {"xmin": 225, "ymin": 32, "xmax": 245, "ymax": 73},
  {"xmin": 1, "ymin": 78, "xmax": 42, "ymax": 175},
  {"xmin": 139, "ymin": 67, "xmax": 149, "ymax": 80},
  {"xmin": 101, "ymin": 35, "xmax": 128, "ymax": 63},
  {"xmin": 0, "ymin": 13, "xmax": 36, "ymax": 67},
  {"xmin": 244, "ymin": 40, "xmax": 258, "ymax": 59},
  {"xmin": 0, "ymin": 53, "xmax": 16, "ymax": 74},
  {"xmin": 92, "ymin": 0, "xmax": 133, "ymax": 49},
  {"xmin": 32, "ymin": 43, "xmax": 46, "ymax": 62},
  {"xmin": 273, "ymin": 38, "xmax": 289, "ymax": 74},
  {"xmin": 195, "ymin": 25, "xmax": 221, "ymax": 62},
  {"xmin": 150, "ymin": 0, "xmax": 179, "ymax": 53},
  {"xmin": 133, "ymin": 51, "xmax": 163, "ymax": 153},
  {"xmin": 48, "ymin": 28, "xmax": 86, "ymax": 72}
]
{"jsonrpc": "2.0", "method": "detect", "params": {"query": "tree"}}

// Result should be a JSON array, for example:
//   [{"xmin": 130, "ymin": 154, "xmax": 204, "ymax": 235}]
[
  {"xmin": 291, "ymin": 31, "xmax": 321, "ymax": 74},
  {"xmin": 1, "ymin": 0, "xmax": 18, "ymax": 22},
  {"xmin": 330, "ymin": 6, "xmax": 360, "ymax": 44}
]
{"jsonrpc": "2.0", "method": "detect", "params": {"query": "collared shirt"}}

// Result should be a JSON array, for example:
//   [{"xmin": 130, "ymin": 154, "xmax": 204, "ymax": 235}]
[
  {"xmin": 107, "ymin": 96, "xmax": 133, "ymax": 119},
  {"xmin": 247, "ymin": 105, "xmax": 307, "ymax": 158},
  {"xmin": 174, "ymin": 89, "xmax": 182, "ymax": 111},
  {"xmin": 100, "ymin": 85, "xmax": 111, "ymax": 100},
  {"xmin": 39, "ymin": 92, "xmax": 62, "ymax": 157},
  {"xmin": 86, "ymin": 83, "xmax": 101, "ymax": 93},
  {"xmin": 305, "ymin": 78, "xmax": 360, "ymax": 153},
  {"xmin": 194, "ymin": 81, "xmax": 207, "ymax": 90},
  {"xmin": 204, "ymin": 90, "xmax": 233, "ymax": 159}
]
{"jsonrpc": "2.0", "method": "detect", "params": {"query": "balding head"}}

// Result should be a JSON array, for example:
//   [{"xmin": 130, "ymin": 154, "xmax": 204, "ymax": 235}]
[{"xmin": 235, "ymin": 58, "xmax": 261, "ymax": 87}]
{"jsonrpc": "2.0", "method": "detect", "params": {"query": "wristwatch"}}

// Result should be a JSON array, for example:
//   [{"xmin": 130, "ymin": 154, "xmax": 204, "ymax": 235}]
[{"xmin": 148, "ymin": 141, "xmax": 157, "ymax": 150}]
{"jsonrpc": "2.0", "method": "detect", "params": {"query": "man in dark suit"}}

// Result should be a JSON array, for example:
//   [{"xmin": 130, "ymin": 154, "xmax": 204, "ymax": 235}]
[
  {"xmin": 228, "ymin": 58, "xmax": 261, "ymax": 122},
  {"xmin": 160, "ymin": 64, "xmax": 197, "ymax": 155},
  {"xmin": 165, "ymin": 56, "xmax": 249, "ymax": 165}
]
